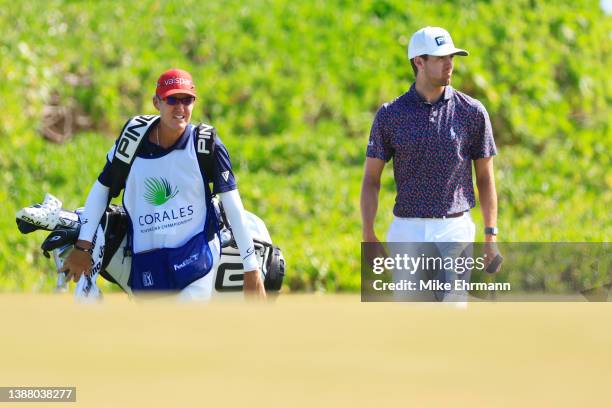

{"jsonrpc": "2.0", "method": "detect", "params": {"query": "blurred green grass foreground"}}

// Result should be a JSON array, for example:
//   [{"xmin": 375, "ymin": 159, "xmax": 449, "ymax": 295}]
[{"xmin": 0, "ymin": 0, "xmax": 610, "ymax": 292}]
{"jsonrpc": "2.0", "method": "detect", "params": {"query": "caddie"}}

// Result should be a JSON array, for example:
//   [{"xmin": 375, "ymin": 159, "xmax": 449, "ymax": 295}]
[{"xmin": 62, "ymin": 68, "xmax": 266, "ymax": 300}]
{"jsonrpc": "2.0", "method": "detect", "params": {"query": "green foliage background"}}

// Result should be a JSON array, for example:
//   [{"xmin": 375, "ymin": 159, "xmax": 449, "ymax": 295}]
[{"xmin": 0, "ymin": 0, "xmax": 610, "ymax": 292}]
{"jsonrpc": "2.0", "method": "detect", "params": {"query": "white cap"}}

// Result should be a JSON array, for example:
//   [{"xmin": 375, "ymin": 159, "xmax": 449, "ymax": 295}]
[{"xmin": 408, "ymin": 26, "xmax": 468, "ymax": 59}]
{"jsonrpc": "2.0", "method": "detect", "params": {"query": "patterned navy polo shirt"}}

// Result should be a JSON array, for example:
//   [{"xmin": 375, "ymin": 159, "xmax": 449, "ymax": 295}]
[{"xmin": 366, "ymin": 84, "xmax": 497, "ymax": 218}]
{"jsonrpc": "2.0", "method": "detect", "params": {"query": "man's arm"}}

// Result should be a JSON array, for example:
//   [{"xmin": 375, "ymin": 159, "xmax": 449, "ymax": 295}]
[
  {"xmin": 474, "ymin": 157, "xmax": 497, "ymax": 242},
  {"xmin": 360, "ymin": 157, "xmax": 385, "ymax": 242},
  {"xmin": 218, "ymin": 190, "xmax": 266, "ymax": 299},
  {"xmin": 61, "ymin": 181, "xmax": 110, "ymax": 282}
]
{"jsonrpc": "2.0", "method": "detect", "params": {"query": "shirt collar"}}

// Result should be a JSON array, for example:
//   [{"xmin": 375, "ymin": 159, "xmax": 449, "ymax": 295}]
[
  {"xmin": 407, "ymin": 83, "xmax": 454, "ymax": 105},
  {"xmin": 143, "ymin": 123, "xmax": 193, "ymax": 156},
  {"xmin": 443, "ymin": 85, "xmax": 454, "ymax": 100}
]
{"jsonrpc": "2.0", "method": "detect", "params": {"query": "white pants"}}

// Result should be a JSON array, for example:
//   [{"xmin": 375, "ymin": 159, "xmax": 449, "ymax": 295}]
[
  {"xmin": 387, "ymin": 212, "xmax": 475, "ymax": 243},
  {"xmin": 177, "ymin": 236, "xmax": 221, "ymax": 302},
  {"xmin": 387, "ymin": 212, "xmax": 475, "ymax": 302}
]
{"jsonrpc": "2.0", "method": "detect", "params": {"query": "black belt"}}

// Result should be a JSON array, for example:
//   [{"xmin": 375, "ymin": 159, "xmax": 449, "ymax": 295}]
[{"xmin": 429, "ymin": 211, "xmax": 466, "ymax": 219}]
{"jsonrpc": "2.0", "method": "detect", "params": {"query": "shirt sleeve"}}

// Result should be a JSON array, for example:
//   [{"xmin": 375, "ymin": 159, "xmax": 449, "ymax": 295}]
[
  {"xmin": 218, "ymin": 189, "xmax": 260, "ymax": 271},
  {"xmin": 366, "ymin": 105, "xmax": 394, "ymax": 162},
  {"xmin": 97, "ymin": 140, "xmax": 118, "ymax": 188},
  {"xmin": 77, "ymin": 181, "xmax": 110, "ymax": 242},
  {"xmin": 211, "ymin": 136, "xmax": 238, "ymax": 194},
  {"xmin": 470, "ymin": 102, "xmax": 497, "ymax": 159}
]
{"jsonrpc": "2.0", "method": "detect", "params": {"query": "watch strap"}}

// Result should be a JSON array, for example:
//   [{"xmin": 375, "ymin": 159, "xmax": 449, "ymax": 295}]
[
  {"xmin": 484, "ymin": 227, "xmax": 498, "ymax": 235},
  {"xmin": 74, "ymin": 243, "xmax": 93, "ymax": 254}
]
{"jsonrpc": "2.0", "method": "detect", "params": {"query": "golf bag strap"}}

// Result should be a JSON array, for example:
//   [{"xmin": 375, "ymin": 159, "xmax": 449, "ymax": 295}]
[
  {"xmin": 108, "ymin": 115, "xmax": 159, "ymax": 200},
  {"xmin": 194, "ymin": 123, "xmax": 216, "ymax": 187},
  {"xmin": 108, "ymin": 117, "xmax": 217, "ymax": 199}
]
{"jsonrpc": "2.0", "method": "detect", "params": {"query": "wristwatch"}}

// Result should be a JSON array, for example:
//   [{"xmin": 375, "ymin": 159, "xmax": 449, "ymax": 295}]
[{"xmin": 484, "ymin": 227, "xmax": 498, "ymax": 236}]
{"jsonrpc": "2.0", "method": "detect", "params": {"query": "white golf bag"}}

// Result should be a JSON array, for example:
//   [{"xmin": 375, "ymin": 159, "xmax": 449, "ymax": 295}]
[{"xmin": 16, "ymin": 193, "xmax": 285, "ymax": 299}]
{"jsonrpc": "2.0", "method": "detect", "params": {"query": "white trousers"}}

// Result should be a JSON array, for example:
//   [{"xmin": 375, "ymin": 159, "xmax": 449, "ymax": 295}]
[
  {"xmin": 387, "ymin": 212, "xmax": 475, "ymax": 243},
  {"xmin": 387, "ymin": 212, "xmax": 475, "ymax": 302}
]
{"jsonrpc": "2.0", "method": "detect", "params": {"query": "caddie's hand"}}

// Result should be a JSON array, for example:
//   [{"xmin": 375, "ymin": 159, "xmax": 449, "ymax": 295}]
[
  {"xmin": 61, "ymin": 241, "xmax": 93, "ymax": 283},
  {"xmin": 243, "ymin": 269, "xmax": 266, "ymax": 300}
]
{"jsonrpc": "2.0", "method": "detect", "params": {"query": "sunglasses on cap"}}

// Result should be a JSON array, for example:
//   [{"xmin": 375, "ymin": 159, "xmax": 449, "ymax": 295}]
[{"xmin": 161, "ymin": 95, "xmax": 196, "ymax": 106}]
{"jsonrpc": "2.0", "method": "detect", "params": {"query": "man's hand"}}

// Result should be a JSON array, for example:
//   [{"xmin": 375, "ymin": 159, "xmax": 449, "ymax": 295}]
[
  {"xmin": 61, "ymin": 240, "xmax": 93, "ymax": 282},
  {"xmin": 362, "ymin": 231, "xmax": 380, "ymax": 243},
  {"xmin": 243, "ymin": 269, "xmax": 266, "ymax": 299},
  {"xmin": 483, "ymin": 235, "xmax": 502, "ymax": 273},
  {"xmin": 362, "ymin": 233, "xmax": 389, "ymax": 273}
]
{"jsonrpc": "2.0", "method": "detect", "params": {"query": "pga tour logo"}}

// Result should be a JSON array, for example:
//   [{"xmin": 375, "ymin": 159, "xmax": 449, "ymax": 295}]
[{"xmin": 142, "ymin": 271, "xmax": 154, "ymax": 287}]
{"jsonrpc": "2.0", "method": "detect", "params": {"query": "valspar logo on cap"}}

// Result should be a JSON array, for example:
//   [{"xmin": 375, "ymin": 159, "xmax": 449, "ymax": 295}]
[
  {"xmin": 156, "ymin": 68, "xmax": 196, "ymax": 98},
  {"xmin": 162, "ymin": 77, "xmax": 192, "ymax": 87}
]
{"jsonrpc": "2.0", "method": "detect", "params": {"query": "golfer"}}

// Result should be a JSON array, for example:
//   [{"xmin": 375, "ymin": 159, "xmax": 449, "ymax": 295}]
[{"xmin": 360, "ymin": 27, "xmax": 499, "ymax": 300}]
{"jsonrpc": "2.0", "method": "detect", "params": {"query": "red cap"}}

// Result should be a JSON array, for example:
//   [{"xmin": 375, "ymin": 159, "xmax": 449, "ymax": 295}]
[{"xmin": 156, "ymin": 68, "xmax": 196, "ymax": 98}]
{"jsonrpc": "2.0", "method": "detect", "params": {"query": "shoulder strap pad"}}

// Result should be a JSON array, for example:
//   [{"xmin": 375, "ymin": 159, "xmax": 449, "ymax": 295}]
[
  {"xmin": 195, "ymin": 123, "xmax": 217, "ymax": 186},
  {"xmin": 108, "ymin": 115, "xmax": 159, "ymax": 199}
]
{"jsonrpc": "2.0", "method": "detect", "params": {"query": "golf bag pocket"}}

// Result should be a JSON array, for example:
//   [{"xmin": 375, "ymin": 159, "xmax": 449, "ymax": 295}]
[{"xmin": 130, "ymin": 230, "xmax": 214, "ymax": 292}]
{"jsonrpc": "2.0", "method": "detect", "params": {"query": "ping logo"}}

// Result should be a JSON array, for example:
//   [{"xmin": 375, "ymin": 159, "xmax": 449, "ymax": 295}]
[
  {"xmin": 115, "ymin": 115, "xmax": 157, "ymax": 164},
  {"xmin": 221, "ymin": 171, "xmax": 230, "ymax": 182},
  {"xmin": 197, "ymin": 124, "xmax": 214, "ymax": 154},
  {"xmin": 435, "ymin": 36, "xmax": 447, "ymax": 46},
  {"xmin": 144, "ymin": 177, "xmax": 179, "ymax": 206}
]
